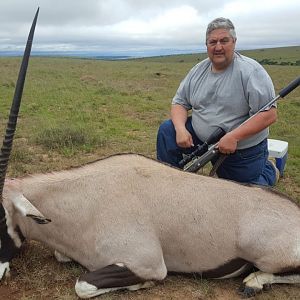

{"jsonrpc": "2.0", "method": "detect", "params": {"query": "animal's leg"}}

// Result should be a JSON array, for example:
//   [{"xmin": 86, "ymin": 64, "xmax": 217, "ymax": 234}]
[
  {"xmin": 0, "ymin": 262, "xmax": 10, "ymax": 279},
  {"xmin": 75, "ymin": 264, "xmax": 156, "ymax": 299},
  {"xmin": 54, "ymin": 250, "xmax": 72, "ymax": 263},
  {"xmin": 241, "ymin": 270, "xmax": 300, "ymax": 297},
  {"xmin": 75, "ymin": 220, "xmax": 167, "ymax": 298}
]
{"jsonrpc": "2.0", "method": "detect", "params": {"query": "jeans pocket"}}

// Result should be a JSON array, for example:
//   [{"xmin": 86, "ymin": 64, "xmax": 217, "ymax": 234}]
[{"xmin": 237, "ymin": 140, "xmax": 267, "ymax": 161}]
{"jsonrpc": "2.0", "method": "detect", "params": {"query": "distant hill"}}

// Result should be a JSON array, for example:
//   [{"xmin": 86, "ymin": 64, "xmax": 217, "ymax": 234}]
[
  {"xmin": 0, "ymin": 46, "xmax": 299, "ymax": 65},
  {"xmin": 137, "ymin": 46, "xmax": 300, "ymax": 65}
]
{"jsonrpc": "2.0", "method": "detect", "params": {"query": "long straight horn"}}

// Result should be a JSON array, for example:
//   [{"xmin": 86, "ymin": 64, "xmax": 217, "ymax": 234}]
[{"xmin": 0, "ymin": 8, "xmax": 39, "ymax": 199}]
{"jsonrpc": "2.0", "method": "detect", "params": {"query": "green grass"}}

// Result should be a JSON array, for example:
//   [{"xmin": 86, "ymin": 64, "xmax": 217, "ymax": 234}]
[
  {"xmin": 0, "ymin": 46, "xmax": 299, "ymax": 201},
  {"xmin": 241, "ymin": 46, "xmax": 300, "ymax": 65}
]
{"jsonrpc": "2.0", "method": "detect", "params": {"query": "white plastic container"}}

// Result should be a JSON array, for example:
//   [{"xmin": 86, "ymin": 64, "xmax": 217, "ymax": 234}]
[{"xmin": 267, "ymin": 139, "xmax": 288, "ymax": 176}]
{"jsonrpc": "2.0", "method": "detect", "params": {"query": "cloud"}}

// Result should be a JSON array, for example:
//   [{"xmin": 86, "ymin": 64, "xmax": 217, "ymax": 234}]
[
  {"xmin": 109, "ymin": 6, "xmax": 203, "ymax": 44},
  {"xmin": 0, "ymin": 0, "xmax": 299, "ymax": 54},
  {"xmin": 219, "ymin": 0, "xmax": 300, "ymax": 49}
]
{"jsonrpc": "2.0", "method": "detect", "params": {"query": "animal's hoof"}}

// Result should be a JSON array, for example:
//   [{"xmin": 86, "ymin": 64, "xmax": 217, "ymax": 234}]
[{"xmin": 238, "ymin": 286, "xmax": 257, "ymax": 298}]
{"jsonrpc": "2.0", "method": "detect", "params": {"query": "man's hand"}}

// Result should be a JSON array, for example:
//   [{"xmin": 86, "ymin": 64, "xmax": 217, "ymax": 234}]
[
  {"xmin": 218, "ymin": 132, "xmax": 238, "ymax": 154},
  {"xmin": 176, "ymin": 128, "xmax": 194, "ymax": 148},
  {"xmin": 171, "ymin": 104, "xmax": 194, "ymax": 148},
  {"xmin": 218, "ymin": 108, "xmax": 277, "ymax": 154}
]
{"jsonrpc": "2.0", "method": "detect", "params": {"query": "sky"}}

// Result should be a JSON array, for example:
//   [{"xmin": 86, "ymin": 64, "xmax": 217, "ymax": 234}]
[{"xmin": 0, "ymin": 0, "xmax": 299, "ymax": 56}]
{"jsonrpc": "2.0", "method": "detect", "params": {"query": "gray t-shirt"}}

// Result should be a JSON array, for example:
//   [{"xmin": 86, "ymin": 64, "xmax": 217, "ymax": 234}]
[{"xmin": 172, "ymin": 52, "xmax": 276, "ymax": 149}]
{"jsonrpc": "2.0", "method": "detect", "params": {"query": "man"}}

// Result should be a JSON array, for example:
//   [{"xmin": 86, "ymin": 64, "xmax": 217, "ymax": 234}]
[{"xmin": 156, "ymin": 17, "xmax": 278, "ymax": 186}]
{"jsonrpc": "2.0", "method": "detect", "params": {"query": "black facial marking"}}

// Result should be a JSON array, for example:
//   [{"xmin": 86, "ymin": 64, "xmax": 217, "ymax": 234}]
[
  {"xmin": 78, "ymin": 264, "xmax": 147, "ymax": 289},
  {"xmin": 0, "ymin": 205, "xmax": 6, "ymax": 225},
  {"xmin": 0, "ymin": 205, "xmax": 22, "ymax": 263}
]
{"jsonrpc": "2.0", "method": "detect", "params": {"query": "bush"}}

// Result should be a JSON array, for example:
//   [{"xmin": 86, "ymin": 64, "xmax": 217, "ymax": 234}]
[
  {"xmin": 35, "ymin": 125, "xmax": 102, "ymax": 152},
  {"xmin": 259, "ymin": 58, "xmax": 278, "ymax": 65}
]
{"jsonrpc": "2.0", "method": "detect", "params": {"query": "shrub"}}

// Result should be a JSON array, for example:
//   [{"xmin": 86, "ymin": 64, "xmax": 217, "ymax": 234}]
[{"xmin": 35, "ymin": 125, "xmax": 101, "ymax": 152}]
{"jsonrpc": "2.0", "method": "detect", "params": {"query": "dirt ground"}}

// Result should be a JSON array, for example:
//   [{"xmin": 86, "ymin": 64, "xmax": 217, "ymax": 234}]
[{"xmin": 1, "ymin": 241, "xmax": 300, "ymax": 300}]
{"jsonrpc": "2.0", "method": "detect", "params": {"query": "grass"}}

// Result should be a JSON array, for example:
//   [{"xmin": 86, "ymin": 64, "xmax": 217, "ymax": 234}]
[
  {"xmin": 35, "ymin": 124, "xmax": 103, "ymax": 155},
  {"xmin": 0, "ymin": 46, "xmax": 299, "ymax": 199},
  {"xmin": 0, "ymin": 46, "xmax": 299, "ymax": 299}
]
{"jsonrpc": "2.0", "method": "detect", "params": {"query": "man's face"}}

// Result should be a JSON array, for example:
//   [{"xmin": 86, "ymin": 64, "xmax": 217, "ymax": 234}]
[{"xmin": 206, "ymin": 28, "xmax": 236, "ymax": 72}]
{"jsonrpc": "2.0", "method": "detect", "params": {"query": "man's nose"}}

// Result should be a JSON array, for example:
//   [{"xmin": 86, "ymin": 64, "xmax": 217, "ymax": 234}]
[{"xmin": 215, "ymin": 41, "xmax": 223, "ymax": 49}]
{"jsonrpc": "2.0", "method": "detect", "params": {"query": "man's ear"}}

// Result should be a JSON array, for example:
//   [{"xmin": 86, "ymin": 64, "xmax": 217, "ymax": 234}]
[{"xmin": 12, "ymin": 194, "xmax": 51, "ymax": 224}]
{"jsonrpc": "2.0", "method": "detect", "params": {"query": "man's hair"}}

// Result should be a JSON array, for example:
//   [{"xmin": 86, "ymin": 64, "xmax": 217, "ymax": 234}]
[{"xmin": 206, "ymin": 17, "xmax": 237, "ymax": 41}]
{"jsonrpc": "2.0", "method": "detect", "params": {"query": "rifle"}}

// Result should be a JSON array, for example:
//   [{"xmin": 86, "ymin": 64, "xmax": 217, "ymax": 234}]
[
  {"xmin": 179, "ymin": 127, "xmax": 226, "ymax": 168},
  {"xmin": 184, "ymin": 76, "xmax": 300, "ymax": 173}
]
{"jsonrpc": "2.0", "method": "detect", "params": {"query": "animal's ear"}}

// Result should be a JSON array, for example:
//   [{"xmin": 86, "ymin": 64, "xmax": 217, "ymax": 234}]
[{"xmin": 11, "ymin": 194, "xmax": 51, "ymax": 224}]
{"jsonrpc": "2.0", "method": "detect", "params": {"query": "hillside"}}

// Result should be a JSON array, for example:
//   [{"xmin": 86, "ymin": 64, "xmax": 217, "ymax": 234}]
[{"xmin": 138, "ymin": 45, "xmax": 300, "ymax": 65}]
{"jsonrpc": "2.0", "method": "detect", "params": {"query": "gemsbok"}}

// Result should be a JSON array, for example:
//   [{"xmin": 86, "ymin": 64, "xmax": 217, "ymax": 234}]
[{"xmin": 0, "ymin": 8, "xmax": 300, "ymax": 299}]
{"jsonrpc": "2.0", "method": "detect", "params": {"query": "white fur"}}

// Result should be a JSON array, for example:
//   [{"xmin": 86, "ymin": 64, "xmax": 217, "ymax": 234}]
[
  {"xmin": 12, "ymin": 194, "xmax": 46, "ymax": 220},
  {"xmin": 0, "ymin": 262, "xmax": 10, "ymax": 280},
  {"xmin": 243, "ymin": 271, "xmax": 300, "ymax": 290},
  {"xmin": 54, "ymin": 250, "xmax": 72, "ymax": 263},
  {"xmin": 4, "ymin": 207, "xmax": 22, "ymax": 248},
  {"xmin": 243, "ymin": 271, "xmax": 274, "ymax": 290},
  {"xmin": 75, "ymin": 279, "xmax": 153, "ymax": 299}
]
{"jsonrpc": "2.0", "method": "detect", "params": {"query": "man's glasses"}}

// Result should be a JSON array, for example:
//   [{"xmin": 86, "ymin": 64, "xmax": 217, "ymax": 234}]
[{"xmin": 207, "ymin": 37, "xmax": 233, "ymax": 47}]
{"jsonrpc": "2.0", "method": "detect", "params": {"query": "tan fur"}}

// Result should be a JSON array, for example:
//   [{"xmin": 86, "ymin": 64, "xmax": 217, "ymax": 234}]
[{"xmin": 3, "ymin": 154, "xmax": 300, "ymax": 281}]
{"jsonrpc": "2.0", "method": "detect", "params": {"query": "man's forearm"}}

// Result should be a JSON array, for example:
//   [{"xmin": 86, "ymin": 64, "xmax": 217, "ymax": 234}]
[
  {"xmin": 229, "ymin": 108, "xmax": 277, "ymax": 142},
  {"xmin": 218, "ymin": 108, "xmax": 277, "ymax": 154},
  {"xmin": 171, "ymin": 104, "xmax": 188, "ymax": 131}
]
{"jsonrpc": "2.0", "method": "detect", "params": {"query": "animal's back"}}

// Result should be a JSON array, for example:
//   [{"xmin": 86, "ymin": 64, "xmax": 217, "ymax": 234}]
[{"xmin": 16, "ymin": 154, "xmax": 300, "ymax": 272}]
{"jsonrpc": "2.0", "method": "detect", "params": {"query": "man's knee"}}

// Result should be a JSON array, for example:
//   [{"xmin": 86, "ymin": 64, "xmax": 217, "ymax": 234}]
[
  {"xmin": 157, "ymin": 119, "xmax": 174, "ymax": 137},
  {"xmin": 157, "ymin": 119, "xmax": 182, "ymax": 166}
]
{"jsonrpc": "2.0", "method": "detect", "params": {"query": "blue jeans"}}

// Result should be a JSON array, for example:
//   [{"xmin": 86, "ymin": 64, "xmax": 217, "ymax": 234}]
[{"xmin": 156, "ymin": 118, "xmax": 277, "ymax": 186}]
